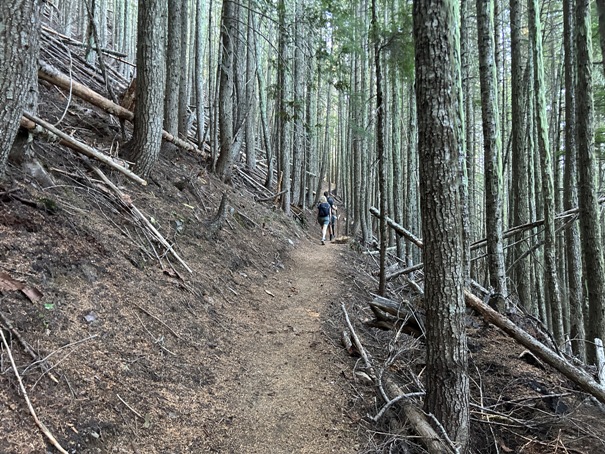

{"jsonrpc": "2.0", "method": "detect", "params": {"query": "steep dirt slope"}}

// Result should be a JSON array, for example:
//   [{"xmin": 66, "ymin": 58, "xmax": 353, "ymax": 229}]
[{"xmin": 0, "ymin": 135, "xmax": 361, "ymax": 453}]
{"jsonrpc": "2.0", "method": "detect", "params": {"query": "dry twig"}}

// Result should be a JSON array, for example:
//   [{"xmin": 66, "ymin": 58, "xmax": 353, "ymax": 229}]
[{"xmin": 0, "ymin": 328, "xmax": 68, "ymax": 454}]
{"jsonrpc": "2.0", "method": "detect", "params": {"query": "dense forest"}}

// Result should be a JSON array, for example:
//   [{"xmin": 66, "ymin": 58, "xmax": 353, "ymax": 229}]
[{"xmin": 2, "ymin": 0, "xmax": 605, "ymax": 452}]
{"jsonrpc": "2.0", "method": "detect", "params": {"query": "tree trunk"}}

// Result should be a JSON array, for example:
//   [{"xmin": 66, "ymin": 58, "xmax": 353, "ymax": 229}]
[
  {"xmin": 371, "ymin": 0, "xmax": 387, "ymax": 296},
  {"xmin": 177, "ymin": 0, "xmax": 190, "ymax": 138},
  {"xmin": 245, "ymin": 8, "xmax": 257, "ymax": 172},
  {"xmin": 563, "ymin": 0, "xmax": 586, "ymax": 361},
  {"xmin": 510, "ymin": 0, "xmax": 532, "ymax": 311},
  {"xmin": 576, "ymin": 0, "xmax": 605, "ymax": 365},
  {"xmin": 476, "ymin": 0, "xmax": 507, "ymax": 310},
  {"xmin": 164, "ymin": 0, "xmax": 181, "ymax": 136},
  {"xmin": 194, "ymin": 0, "xmax": 206, "ymax": 149},
  {"xmin": 595, "ymin": 0, "xmax": 605, "ymax": 76},
  {"xmin": 291, "ymin": 0, "xmax": 304, "ymax": 205},
  {"xmin": 277, "ymin": 0, "xmax": 291, "ymax": 213},
  {"xmin": 529, "ymin": 0, "xmax": 564, "ymax": 345},
  {"xmin": 128, "ymin": 0, "xmax": 166, "ymax": 178},
  {"xmin": 459, "ymin": 0, "xmax": 471, "ymax": 284},
  {"xmin": 414, "ymin": 0, "xmax": 470, "ymax": 450},
  {"xmin": 0, "ymin": 0, "xmax": 42, "ymax": 176},
  {"xmin": 215, "ymin": 0, "xmax": 237, "ymax": 182}
]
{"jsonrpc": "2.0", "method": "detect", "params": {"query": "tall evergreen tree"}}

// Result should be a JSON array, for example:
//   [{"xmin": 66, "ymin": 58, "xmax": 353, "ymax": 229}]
[
  {"xmin": 414, "ymin": 0, "xmax": 470, "ymax": 450},
  {"xmin": 576, "ymin": 0, "xmax": 605, "ymax": 364},
  {"xmin": 128, "ymin": 0, "xmax": 167, "ymax": 178},
  {"xmin": 215, "ymin": 0, "xmax": 238, "ymax": 182},
  {"xmin": 563, "ymin": 0, "xmax": 586, "ymax": 360},
  {"xmin": 477, "ymin": 0, "xmax": 508, "ymax": 310},
  {"xmin": 510, "ymin": 0, "xmax": 532, "ymax": 310},
  {"xmin": 164, "ymin": 0, "xmax": 182, "ymax": 136},
  {"xmin": 529, "ymin": 0, "xmax": 564, "ymax": 344},
  {"xmin": 0, "ymin": 0, "xmax": 42, "ymax": 176}
]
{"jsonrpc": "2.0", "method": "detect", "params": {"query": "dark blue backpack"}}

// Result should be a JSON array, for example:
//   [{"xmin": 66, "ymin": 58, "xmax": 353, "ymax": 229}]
[{"xmin": 318, "ymin": 202, "xmax": 330, "ymax": 217}]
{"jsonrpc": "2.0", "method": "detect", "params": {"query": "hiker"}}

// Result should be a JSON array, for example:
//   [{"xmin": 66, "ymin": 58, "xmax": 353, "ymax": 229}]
[
  {"xmin": 317, "ymin": 195, "xmax": 332, "ymax": 245},
  {"xmin": 323, "ymin": 191, "xmax": 338, "ymax": 240}
]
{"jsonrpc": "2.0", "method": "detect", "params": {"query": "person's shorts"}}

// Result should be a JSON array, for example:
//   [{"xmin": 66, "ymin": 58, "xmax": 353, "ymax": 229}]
[
  {"xmin": 331, "ymin": 215, "xmax": 337, "ymax": 224},
  {"xmin": 318, "ymin": 216, "xmax": 330, "ymax": 226}
]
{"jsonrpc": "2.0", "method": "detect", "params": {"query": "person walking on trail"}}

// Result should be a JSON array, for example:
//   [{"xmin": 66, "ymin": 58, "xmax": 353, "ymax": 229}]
[
  {"xmin": 323, "ymin": 191, "xmax": 338, "ymax": 241},
  {"xmin": 317, "ymin": 196, "xmax": 332, "ymax": 245}
]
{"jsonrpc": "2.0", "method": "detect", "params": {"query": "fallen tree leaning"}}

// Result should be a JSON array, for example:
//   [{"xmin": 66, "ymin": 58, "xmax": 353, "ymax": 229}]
[
  {"xmin": 20, "ymin": 113, "xmax": 147, "ymax": 186},
  {"xmin": 370, "ymin": 206, "xmax": 605, "ymax": 405},
  {"xmin": 38, "ymin": 61, "xmax": 209, "ymax": 158},
  {"xmin": 465, "ymin": 289, "xmax": 605, "ymax": 404}
]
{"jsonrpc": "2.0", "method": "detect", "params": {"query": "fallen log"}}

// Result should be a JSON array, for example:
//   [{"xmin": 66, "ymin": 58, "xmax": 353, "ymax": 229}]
[
  {"xmin": 381, "ymin": 376, "xmax": 453, "ymax": 454},
  {"xmin": 20, "ymin": 114, "xmax": 147, "ymax": 186},
  {"xmin": 369, "ymin": 207, "xmax": 423, "ymax": 248},
  {"xmin": 371, "ymin": 203, "xmax": 605, "ymax": 254},
  {"xmin": 465, "ymin": 289, "xmax": 605, "ymax": 404},
  {"xmin": 368, "ymin": 295, "xmax": 425, "ymax": 337},
  {"xmin": 38, "ymin": 61, "xmax": 209, "ymax": 158},
  {"xmin": 43, "ymin": 26, "xmax": 128, "ymax": 58},
  {"xmin": 364, "ymin": 213, "xmax": 605, "ymax": 404},
  {"xmin": 386, "ymin": 263, "xmax": 423, "ymax": 281}
]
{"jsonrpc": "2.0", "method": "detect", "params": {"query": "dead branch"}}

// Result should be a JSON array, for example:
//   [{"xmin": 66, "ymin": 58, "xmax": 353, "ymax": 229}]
[
  {"xmin": 367, "ymin": 295, "xmax": 425, "ymax": 337},
  {"xmin": 383, "ymin": 378, "xmax": 455, "ymax": 454},
  {"xmin": 20, "ymin": 114, "xmax": 146, "ymax": 186},
  {"xmin": 369, "ymin": 207, "xmax": 605, "ymax": 404},
  {"xmin": 369, "ymin": 207, "xmax": 423, "ymax": 248},
  {"xmin": 233, "ymin": 210, "xmax": 258, "ymax": 229},
  {"xmin": 386, "ymin": 263, "xmax": 423, "ymax": 281},
  {"xmin": 0, "ymin": 328, "xmax": 68, "ymax": 454},
  {"xmin": 341, "ymin": 303, "xmax": 376, "ymax": 380},
  {"xmin": 0, "ymin": 311, "xmax": 59, "ymax": 384},
  {"xmin": 234, "ymin": 166, "xmax": 273, "ymax": 198},
  {"xmin": 369, "ymin": 391, "xmax": 425, "ymax": 422},
  {"xmin": 134, "ymin": 303, "xmax": 183, "ymax": 341},
  {"xmin": 465, "ymin": 290, "xmax": 605, "ymax": 405},
  {"xmin": 89, "ymin": 165, "xmax": 192, "ymax": 273},
  {"xmin": 341, "ymin": 330, "xmax": 357, "ymax": 356},
  {"xmin": 255, "ymin": 189, "xmax": 287, "ymax": 203},
  {"xmin": 38, "ymin": 61, "xmax": 209, "ymax": 158},
  {"xmin": 372, "ymin": 202, "xmax": 604, "ymax": 255},
  {"xmin": 116, "ymin": 393, "xmax": 144, "ymax": 419},
  {"xmin": 43, "ymin": 26, "xmax": 128, "ymax": 58}
]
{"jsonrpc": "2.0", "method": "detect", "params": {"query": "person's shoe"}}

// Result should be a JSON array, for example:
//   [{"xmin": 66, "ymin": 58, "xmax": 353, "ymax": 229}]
[{"xmin": 321, "ymin": 238, "xmax": 325, "ymax": 245}]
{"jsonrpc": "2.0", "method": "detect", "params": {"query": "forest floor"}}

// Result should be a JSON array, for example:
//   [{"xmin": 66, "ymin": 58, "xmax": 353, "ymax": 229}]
[
  {"xmin": 0, "ymin": 131, "xmax": 365, "ymax": 453},
  {"xmin": 2, "ymin": 83, "xmax": 605, "ymax": 454}
]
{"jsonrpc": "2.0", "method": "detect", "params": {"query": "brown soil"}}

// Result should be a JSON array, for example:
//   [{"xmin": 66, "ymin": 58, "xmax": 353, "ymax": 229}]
[{"xmin": 0, "ymin": 136, "xmax": 362, "ymax": 453}]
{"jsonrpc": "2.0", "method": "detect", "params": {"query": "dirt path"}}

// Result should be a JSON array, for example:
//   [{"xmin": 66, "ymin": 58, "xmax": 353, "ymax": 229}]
[{"xmin": 220, "ymin": 238, "xmax": 359, "ymax": 453}]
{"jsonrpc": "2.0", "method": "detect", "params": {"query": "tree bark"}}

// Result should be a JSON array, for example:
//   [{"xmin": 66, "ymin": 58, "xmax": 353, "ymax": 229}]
[
  {"xmin": 576, "ymin": 0, "xmax": 605, "ymax": 365},
  {"xmin": 529, "ymin": 0, "xmax": 564, "ymax": 345},
  {"xmin": 177, "ymin": 0, "xmax": 190, "ymax": 138},
  {"xmin": 128, "ymin": 0, "xmax": 167, "ymax": 178},
  {"xmin": 563, "ymin": 0, "xmax": 586, "ymax": 361},
  {"xmin": 291, "ymin": 0, "xmax": 304, "ymax": 205},
  {"xmin": 164, "ymin": 0, "xmax": 182, "ymax": 136},
  {"xmin": 510, "ymin": 0, "xmax": 532, "ymax": 311},
  {"xmin": 215, "ymin": 0, "xmax": 237, "ymax": 182},
  {"xmin": 0, "ymin": 0, "xmax": 42, "ymax": 176},
  {"xmin": 414, "ymin": 0, "xmax": 470, "ymax": 450},
  {"xmin": 245, "ymin": 8, "xmax": 257, "ymax": 172},
  {"xmin": 194, "ymin": 0, "xmax": 206, "ymax": 150},
  {"xmin": 477, "ymin": 0, "xmax": 507, "ymax": 310}
]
